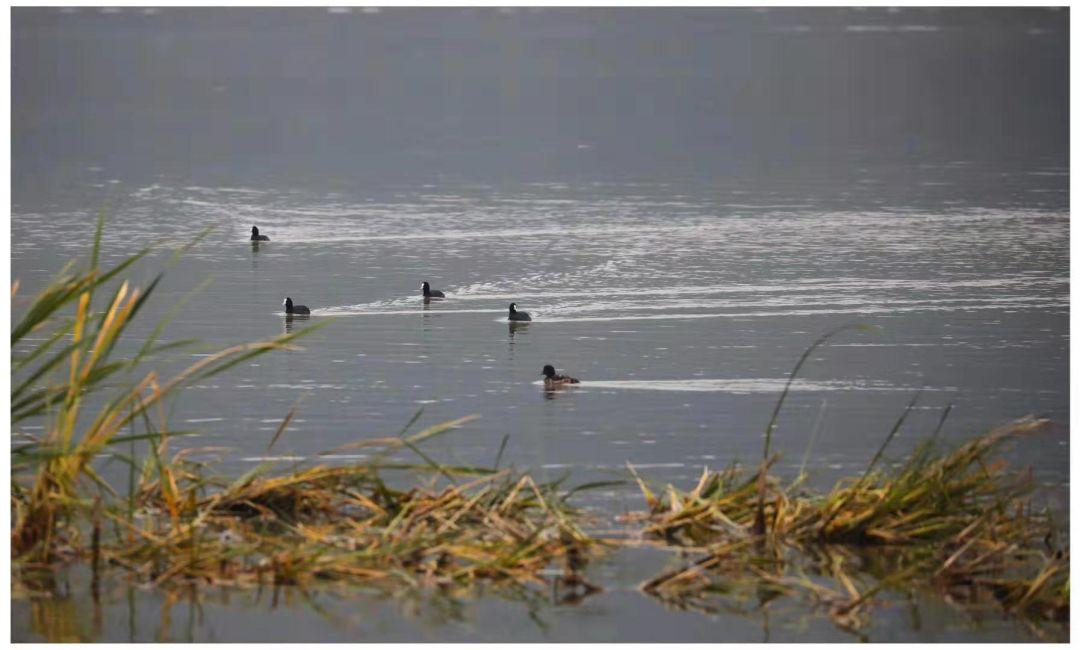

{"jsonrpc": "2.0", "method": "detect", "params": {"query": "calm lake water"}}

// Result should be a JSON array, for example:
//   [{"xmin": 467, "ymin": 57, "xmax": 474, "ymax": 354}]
[{"xmin": 12, "ymin": 7, "xmax": 1068, "ymax": 643}]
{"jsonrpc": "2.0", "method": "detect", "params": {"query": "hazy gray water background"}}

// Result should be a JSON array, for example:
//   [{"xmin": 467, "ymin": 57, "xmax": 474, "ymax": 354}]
[{"xmin": 12, "ymin": 7, "xmax": 1068, "ymax": 642}]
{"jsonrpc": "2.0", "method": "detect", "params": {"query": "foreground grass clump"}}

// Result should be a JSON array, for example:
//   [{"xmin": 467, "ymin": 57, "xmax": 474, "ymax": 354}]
[
  {"xmin": 628, "ymin": 416, "xmax": 1068, "ymax": 635},
  {"xmin": 15, "ymin": 432, "xmax": 601, "ymax": 595}
]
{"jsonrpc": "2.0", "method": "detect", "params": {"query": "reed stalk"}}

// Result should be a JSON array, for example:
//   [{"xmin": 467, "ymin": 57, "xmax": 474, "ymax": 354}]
[{"xmin": 754, "ymin": 323, "xmax": 878, "ymax": 534}]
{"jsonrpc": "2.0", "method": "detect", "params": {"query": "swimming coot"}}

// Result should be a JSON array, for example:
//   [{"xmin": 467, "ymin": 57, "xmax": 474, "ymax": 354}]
[
  {"xmin": 508, "ymin": 303, "xmax": 531, "ymax": 321},
  {"xmin": 420, "ymin": 281, "xmax": 445, "ymax": 299},
  {"xmin": 542, "ymin": 364, "xmax": 580, "ymax": 387},
  {"xmin": 283, "ymin": 297, "xmax": 310, "ymax": 315},
  {"xmin": 251, "ymin": 226, "xmax": 270, "ymax": 241}
]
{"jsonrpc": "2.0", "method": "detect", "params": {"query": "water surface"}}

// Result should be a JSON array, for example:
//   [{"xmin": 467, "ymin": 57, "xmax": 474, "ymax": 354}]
[{"xmin": 11, "ymin": 6, "xmax": 1068, "ymax": 643}]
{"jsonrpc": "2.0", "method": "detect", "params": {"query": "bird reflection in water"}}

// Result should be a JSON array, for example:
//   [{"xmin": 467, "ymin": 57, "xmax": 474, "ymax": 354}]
[
  {"xmin": 508, "ymin": 320, "xmax": 530, "ymax": 341},
  {"xmin": 283, "ymin": 313, "xmax": 309, "ymax": 334}
]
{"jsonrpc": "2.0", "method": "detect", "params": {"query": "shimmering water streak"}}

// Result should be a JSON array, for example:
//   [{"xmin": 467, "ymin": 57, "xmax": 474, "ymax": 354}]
[
  {"xmin": 316, "ymin": 277, "xmax": 1065, "ymax": 320},
  {"xmin": 528, "ymin": 302, "xmax": 1065, "ymax": 324},
  {"xmin": 530, "ymin": 378, "xmax": 955, "ymax": 393}
]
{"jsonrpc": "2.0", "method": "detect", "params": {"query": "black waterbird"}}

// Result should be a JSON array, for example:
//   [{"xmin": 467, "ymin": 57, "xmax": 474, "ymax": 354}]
[
  {"xmin": 508, "ymin": 303, "xmax": 531, "ymax": 321},
  {"xmin": 283, "ymin": 297, "xmax": 310, "ymax": 315}
]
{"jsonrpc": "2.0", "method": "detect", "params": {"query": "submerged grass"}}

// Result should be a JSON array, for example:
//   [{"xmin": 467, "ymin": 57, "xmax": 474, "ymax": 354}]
[
  {"xmin": 15, "ymin": 432, "xmax": 602, "ymax": 594},
  {"xmin": 630, "ymin": 411, "xmax": 1068, "ymax": 635}
]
